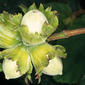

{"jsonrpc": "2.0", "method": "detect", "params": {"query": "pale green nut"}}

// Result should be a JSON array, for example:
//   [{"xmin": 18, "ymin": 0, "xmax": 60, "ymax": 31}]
[
  {"xmin": 2, "ymin": 44, "xmax": 32, "ymax": 79},
  {"xmin": 3, "ymin": 59, "xmax": 21, "ymax": 79},
  {"xmin": 29, "ymin": 43, "xmax": 63, "ymax": 76},
  {"xmin": 21, "ymin": 10, "xmax": 48, "ymax": 34},
  {"xmin": 20, "ymin": 9, "xmax": 48, "ymax": 46},
  {"xmin": 42, "ymin": 57, "xmax": 63, "ymax": 75},
  {"xmin": 20, "ymin": 4, "xmax": 58, "ymax": 45}
]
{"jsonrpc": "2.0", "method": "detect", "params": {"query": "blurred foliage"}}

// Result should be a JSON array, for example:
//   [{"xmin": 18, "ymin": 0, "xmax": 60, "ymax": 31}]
[
  {"xmin": 79, "ymin": 75, "xmax": 85, "ymax": 85},
  {"xmin": 68, "ymin": 15, "xmax": 85, "ymax": 29},
  {"xmin": 0, "ymin": 0, "xmax": 85, "ymax": 85}
]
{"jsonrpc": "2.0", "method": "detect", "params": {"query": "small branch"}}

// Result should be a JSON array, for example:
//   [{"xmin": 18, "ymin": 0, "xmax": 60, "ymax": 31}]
[{"xmin": 47, "ymin": 28, "xmax": 85, "ymax": 41}]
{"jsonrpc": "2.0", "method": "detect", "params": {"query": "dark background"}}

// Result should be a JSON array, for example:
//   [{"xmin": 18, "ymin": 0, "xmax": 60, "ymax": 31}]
[{"xmin": 0, "ymin": 0, "xmax": 85, "ymax": 85}]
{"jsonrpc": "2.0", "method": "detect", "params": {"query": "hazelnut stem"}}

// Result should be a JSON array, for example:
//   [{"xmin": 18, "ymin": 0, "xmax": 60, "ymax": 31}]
[{"xmin": 47, "ymin": 28, "xmax": 85, "ymax": 41}]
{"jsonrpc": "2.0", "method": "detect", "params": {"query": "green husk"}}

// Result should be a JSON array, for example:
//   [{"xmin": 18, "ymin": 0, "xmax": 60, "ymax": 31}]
[
  {"xmin": 39, "ymin": 4, "xmax": 58, "ymax": 35},
  {"xmin": 0, "ymin": 12, "xmax": 22, "ymax": 48},
  {"xmin": 1, "ymin": 44, "xmax": 32, "ymax": 75},
  {"xmin": 29, "ymin": 43, "xmax": 56, "ymax": 74},
  {"xmin": 0, "ymin": 23, "xmax": 21, "ymax": 48},
  {"xmin": 20, "ymin": 4, "xmax": 58, "ymax": 45},
  {"xmin": 0, "ymin": 11, "xmax": 22, "ymax": 30},
  {"xmin": 28, "ymin": 3, "xmax": 37, "ymax": 11},
  {"xmin": 55, "ymin": 45, "xmax": 67, "ymax": 58},
  {"xmin": 19, "ymin": 26, "xmax": 46, "ymax": 46}
]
